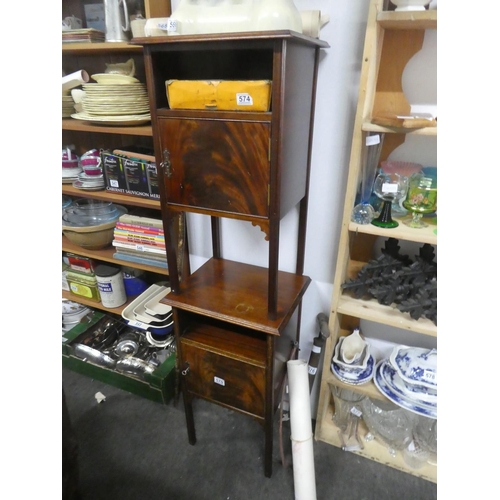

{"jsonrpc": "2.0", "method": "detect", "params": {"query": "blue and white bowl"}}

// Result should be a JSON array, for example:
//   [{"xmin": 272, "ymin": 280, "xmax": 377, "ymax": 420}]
[
  {"xmin": 331, "ymin": 354, "xmax": 375, "ymax": 386},
  {"xmin": 389, "ymin": 345, "xmax": 437, "ymax": 390}
]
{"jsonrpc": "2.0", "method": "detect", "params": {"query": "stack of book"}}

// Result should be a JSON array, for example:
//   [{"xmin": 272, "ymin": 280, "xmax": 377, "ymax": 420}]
[{"xmin": 112, "ymin": 214, "xmax": 168, "ymax": 269}]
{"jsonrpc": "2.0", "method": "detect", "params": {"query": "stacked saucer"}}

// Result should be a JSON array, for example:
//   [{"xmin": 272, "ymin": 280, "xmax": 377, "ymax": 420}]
[
  {"xmin": 331, "ymin": 334, "xmax": 375, "ymax": 385},
  {"xmin": 73, "ymin": 172, "xmax": 105, "ymax": 191},
  {"xmin": 62, "ymin": 94, "xmax": 75, "ymax": 117},
  {"xmin": 374, "ymin": 346, "xmax": 437, "ymax": 419}
]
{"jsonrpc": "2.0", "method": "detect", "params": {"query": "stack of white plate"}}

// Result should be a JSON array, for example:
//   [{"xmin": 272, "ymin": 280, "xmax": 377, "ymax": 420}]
[
  {"xmin": 71, "ymin": 74, "xmax": 151, "ymax": 126},
  {"xmin": 62, "ymin": 94, "xmax": 75, "ymax": 117}
]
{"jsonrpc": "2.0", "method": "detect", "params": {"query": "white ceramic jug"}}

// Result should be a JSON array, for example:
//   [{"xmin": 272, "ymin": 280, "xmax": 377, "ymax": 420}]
[
  {"xmin": 340, "ymin": 328, "xmax": 366, "ymax": 364},
  {"xmin": 104, "ymin": 0, "xmax": 130, "ymax": 42},
  {"xmin": 254, "ymin": 0, "xmax": 302, "ymax": 33}
]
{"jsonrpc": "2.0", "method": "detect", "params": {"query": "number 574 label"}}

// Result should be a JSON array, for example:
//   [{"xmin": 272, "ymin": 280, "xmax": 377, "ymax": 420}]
[{"xmin": 236, "ymin": 93, "xmax": 253, "ymax": 106}]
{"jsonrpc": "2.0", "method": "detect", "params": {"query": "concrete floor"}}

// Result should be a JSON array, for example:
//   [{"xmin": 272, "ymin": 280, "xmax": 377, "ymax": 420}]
[{"xmin": 62, "ymin": 367, "xmax": 437, "ymax": 500}]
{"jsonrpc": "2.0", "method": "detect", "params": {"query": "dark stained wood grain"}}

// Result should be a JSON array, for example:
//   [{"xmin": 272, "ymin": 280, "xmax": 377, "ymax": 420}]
[
  {"xmin": 161, "ymin": 258, "xmax": 311, "ymax": 335},
  {"xmin": 159, "ymin": 118, "xmax": 271, "ymax": 217}
]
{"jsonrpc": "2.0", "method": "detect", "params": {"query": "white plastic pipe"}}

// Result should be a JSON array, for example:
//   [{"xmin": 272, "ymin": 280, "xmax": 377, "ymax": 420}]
[{"xmin": 287, "ymin": 359, "xmax": 317, "ymax": 500}]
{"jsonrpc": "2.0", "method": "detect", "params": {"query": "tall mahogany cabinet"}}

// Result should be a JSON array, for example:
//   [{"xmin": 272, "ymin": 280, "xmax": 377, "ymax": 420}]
[{"xmin": 137, "ymin": 31, "xmax": 328, "ymax": 477}]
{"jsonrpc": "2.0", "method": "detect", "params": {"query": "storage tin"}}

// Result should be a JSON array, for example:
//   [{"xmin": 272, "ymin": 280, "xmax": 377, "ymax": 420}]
[
  {"xmin": 95, "ymin": 264, "xmax": 127, "ymax": 308},
  {"xmin": 67, "ymin": 270, "xmax": 101, "ymax": 302}
]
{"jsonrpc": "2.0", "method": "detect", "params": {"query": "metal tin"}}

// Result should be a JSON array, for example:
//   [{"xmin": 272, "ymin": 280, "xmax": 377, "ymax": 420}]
[
  {"xmin": 95, "ymin": 264, "xmax": 127, "ymax": 308},
  {"xmin": 67, "ymin": 270, "xmax": 100, "ymax": 302}
]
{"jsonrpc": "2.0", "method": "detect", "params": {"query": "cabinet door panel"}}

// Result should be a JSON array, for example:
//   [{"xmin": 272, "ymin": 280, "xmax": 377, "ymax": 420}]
[
  {"xmin": 181, "ymin": 340, "xmax": 266, "ymax": 417},
  {"xmin": 159, "ymin": 118, "xmax": 270, "ymax": 217}
]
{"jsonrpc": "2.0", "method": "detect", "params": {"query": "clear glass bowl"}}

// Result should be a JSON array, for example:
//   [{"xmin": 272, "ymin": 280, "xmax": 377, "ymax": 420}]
[
  {"xmin": 62, "ymin": 204, "xmax": 126, "ymax": 227},
  {"xmin": 361, "ymin": 397, "xmax": 415, "ymax": 453}
]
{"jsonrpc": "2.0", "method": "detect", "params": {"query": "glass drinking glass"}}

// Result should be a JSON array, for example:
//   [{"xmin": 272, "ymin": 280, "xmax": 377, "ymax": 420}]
[
  {"xmin": 351, "ymin": 132, "xmax": 385, "ymax": 225},
  {"xmin": 371, "ymin": 172, "xmax": 408, "ymax": 229},
  {"xmin": 402, "ymin": 172, "xmax": 438, "ymax": 228},
  {"xmin": 330, "ymin": 385, "xmax": 366, "ymax": 432}
]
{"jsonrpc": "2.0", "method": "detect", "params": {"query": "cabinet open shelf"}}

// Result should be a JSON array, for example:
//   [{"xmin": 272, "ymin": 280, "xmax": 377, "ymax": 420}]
[
  {"xmin": 62, "ymin": 42, "xmax": 143, "ymax": 54},
  {"xmin": 349, "ymin": 219, "xmax": 437, "ymax": 245},
  {"xmin": 62, "ymin": 184, "xmax": 160, "ymax": 210},
  {"xmin": 62, "ymin": 289, "xmax": 129, "ymax": 314},
  {"xmin": 62, "ymin": 235, "xmax": 168, "ymax": 276},
  {"xmin": 362, "ymin": 122, "xmax": 437, "ymax": 136},
  {"xmin": 62, "ymin": 119, "xmax": 153, "ymax": 137},
  {"xmin": 377, "ymin": 10, "xmax": 437, "ymax": 30},
  {"xmin": 316, "ymin": 403, "xmax": 437, "ymax": 483},
  {"xmin": 337, "ymin": 295, "xmax": 436, "ymax": 337}
]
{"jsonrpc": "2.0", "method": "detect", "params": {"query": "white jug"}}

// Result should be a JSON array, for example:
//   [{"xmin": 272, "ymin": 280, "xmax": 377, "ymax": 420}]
[
  {"xmin": 104, "ymin": 0, "xmax": 130, "ymax": 42},
  {"xmin": 254, "ymin": 0, "xmax": 302, "ymax": 33}
]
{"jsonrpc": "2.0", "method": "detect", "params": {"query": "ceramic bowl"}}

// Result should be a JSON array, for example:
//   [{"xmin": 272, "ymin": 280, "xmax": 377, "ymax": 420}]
[
  {"xmin": 389, "ymin": 345, "xmax": 437, "ymax": 390},
  {"xmin": 333, "ymin": 337, "xmax": 371, "ymax": 374},
  {"xmin": 390, "ymin": 0, "xmax": 431, "ymax": 11},
  {"xmin": 62, "ymin": 220, "xmax": 117, "ymax": 250}
]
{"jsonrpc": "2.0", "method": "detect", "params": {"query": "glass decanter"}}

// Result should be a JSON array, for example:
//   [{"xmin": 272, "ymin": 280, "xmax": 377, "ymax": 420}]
[
  {"xmin": 402, "ymin": 172, "xmax": 438, "ymax": 228},
  {"xmin": 371, "ymin": 172, "xmax": 408, "ymax": 229},
  {"xmin": 351, "ymin": 132, "xmax": 385, "ymax": 224}
]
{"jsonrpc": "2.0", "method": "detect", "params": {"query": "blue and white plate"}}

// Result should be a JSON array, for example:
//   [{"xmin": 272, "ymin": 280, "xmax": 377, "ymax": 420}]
[
  {"xmin": 331, "ymin": 354, "xmax": 375, "ymax": 385},
  {"xmin": 374, "ymin": 360, "xmax": 437, "ymax": 419}
]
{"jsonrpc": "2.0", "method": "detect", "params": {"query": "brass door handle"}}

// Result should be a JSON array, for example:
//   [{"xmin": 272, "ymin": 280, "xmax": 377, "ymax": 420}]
[{"xmin": 161, "ymin": 149, "xmax": 172, "ymax": 178}]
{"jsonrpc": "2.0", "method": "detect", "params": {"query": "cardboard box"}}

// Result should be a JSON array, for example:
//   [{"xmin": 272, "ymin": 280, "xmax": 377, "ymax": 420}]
[
  {"xmin": 62, "ymin": 312, "xmax": 177, "ymax": 405},
  {"xmin": 102, "ymin": 150, "xmax": 159, "ymax": 200},
  {"xmin": 165, "ymin": 80, "xmax": 272, "ymax": 111},
  {"xmin": 123, "ymin": 157, "xmax": 150, "ymax": 198},
  {"xmin": 102, "ymin": 151, "xmax": 127, "ymax": 193}
]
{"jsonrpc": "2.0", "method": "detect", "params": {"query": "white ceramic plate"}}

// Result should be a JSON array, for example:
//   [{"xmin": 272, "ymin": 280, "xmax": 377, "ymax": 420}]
[
  {"xmin": 71, "ymin": 112, "xmax": 151, "ymax": 126},
  {"xmin": 91, "ymin": 73, "xmax": 140, "ymax": 84}
]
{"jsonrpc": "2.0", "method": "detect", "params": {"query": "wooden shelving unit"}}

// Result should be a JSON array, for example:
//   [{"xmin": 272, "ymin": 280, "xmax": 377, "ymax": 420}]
[
  {"xmin": 314, "ymin": 0, "xmax": 438, "ymax": 483},
  {"xmin": 62, "ymin": 0, "xmax": 171, "ymax": 313}
]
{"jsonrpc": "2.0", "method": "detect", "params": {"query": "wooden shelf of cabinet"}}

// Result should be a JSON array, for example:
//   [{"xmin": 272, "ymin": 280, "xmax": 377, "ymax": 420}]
[
  {"xmin": 315, "ymin": 403, "xmax": 437, "ymax": 483},
  {"xmin": 62, "ymin": 235, "xmax": 168, "ymax": 276},
  {"xmin": 62, "ymin": 42, "xmax": 144, "ymax": 54},
  {"xmin": 377, "ymin": 10, "xmax": 437, "ymax": 30},
  {"xmin": 62, "ymin": 289, "xmax": 130, "ymax": 314},
  {"xmin": 337, "ymin": 295, "xmax": 437, "ymax": 337},
  {"xmin": 362, "ymin": 122, "xmax": 437, "ymax": 136},
  {"xmin": 348, "ymin": 218, "xmax": 437, "ymax": 246},
  {"xmin": 62, "ymin": 184, "xmax": 160, "ymax": 210},
  {"xmin": 62, "ymin": 119, "xmax": 153, "ymax": 137}
]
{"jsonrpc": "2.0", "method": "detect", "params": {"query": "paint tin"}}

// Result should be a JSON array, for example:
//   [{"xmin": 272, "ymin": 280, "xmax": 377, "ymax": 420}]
[{"xmin": 95, "ymin": 264, "xmax": 127, "ymax": 308}]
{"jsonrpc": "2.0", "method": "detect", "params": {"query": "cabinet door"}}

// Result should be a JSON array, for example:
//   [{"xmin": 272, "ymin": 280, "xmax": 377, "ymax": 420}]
[
  {"xmin": 158, "ymin": 118, "xmax": 270, "ymax": 217},
  {"xmin": 181, "ymin": 339, "xmax": 266, "ymax": 417}
]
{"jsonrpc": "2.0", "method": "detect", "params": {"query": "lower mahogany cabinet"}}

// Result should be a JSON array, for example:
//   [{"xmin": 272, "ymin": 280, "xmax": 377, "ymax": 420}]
[{"xmin": 161, "ymin": 257, "xmax": 310, "ymax": 477}]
